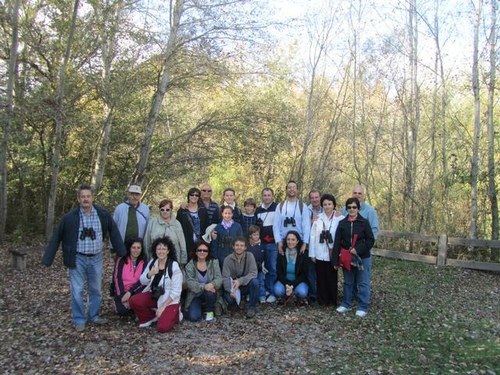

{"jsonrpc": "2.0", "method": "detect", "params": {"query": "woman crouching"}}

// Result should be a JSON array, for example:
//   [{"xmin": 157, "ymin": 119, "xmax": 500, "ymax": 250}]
[
  {"xmin": 129, "ymin": 236, "xmax": 183, "ymax": 332},
  {"xmin": 274, "ymin": 231, "xmax": 309, "ymax": 305},
  {"xmin": 184, "ymin": 240, "xmax": 222, "ymax": 322}
]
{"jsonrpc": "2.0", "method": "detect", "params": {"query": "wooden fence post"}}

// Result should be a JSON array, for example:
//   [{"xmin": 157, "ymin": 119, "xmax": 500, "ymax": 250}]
[{"xmin": 437, "ymin": 234, "xmax": 448, "ymax": 266}]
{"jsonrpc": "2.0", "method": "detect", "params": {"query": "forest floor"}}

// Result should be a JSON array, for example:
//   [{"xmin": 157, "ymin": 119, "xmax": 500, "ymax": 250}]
[{"xmin": 0, "ymin": 243, "xmax": 499, "ymax": 375}]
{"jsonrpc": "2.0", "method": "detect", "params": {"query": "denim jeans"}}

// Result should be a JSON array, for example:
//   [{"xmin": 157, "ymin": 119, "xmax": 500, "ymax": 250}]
[
  {"xmin": 262, "ymin": 243, "xmax": 278, "ymax": 296},
  {"xmin": 257, "ymin": 271, "xmax": 266, "ymax": 299},
  {"xmin": 69, "ymin": 253, "xmax": 103, "ymax": 325},
  {"xmin": 341, "ymin": 256, "xmax": 371, "ymax": 311},
  {"xmin": 273, "ymin": 281, "xmax": 309, "ymax": 299},
  {"xmin": 225, "ymin": 278, "xmax": 259, "ymax": 310},
  {"xmin": 307, "ymin": 261, "xmax": 317, "ymax": 299},
  {"xmin": 187, "ymin": 290, "xmax": 217, "ymax": 322}
]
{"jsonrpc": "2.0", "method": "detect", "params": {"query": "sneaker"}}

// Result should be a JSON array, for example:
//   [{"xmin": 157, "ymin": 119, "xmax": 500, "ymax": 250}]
[
  {"xmin": 205, "ymin": 312, "xmax": 215, "ymax": 321},
  {"xmin": 139, "ymin": 317, "xmax": 158, "ymax": 328},
  {"xmin": 336, "ymin": 306, "xmax": 351, "ymax": 313},
  {"xmin": 75, "ymin": 324, "xmax": 85, "ymax": 332},
  {"xmin": 246, "ymin": 308, "xmax": 256, "ymax": 318},
  {"xmin": 260, "ymin": 297, "xmax": 266, "ymax": 303},
  {"xmin": 91, "ymin": 317, "xmax": 108, "ymax": 325},
  {"xmin": 355, "ymin": 310, "xmax": 368, "ymax": 318},
  {"xmin": 266, "ymin": 295, "xmax": 277, "ymax": 303}
]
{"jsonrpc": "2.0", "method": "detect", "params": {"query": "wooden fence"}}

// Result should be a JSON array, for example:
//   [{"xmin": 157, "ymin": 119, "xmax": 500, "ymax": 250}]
[{"xmin": 373, "ymin": 230, "xmax": 500, "ymax": 272}]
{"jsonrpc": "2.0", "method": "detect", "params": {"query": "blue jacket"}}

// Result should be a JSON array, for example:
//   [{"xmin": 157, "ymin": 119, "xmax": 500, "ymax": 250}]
[
  {"xmin": 42, "ymin": 205, "xmax": 126, "ymax": 268},
  {"xmin": 211, "ymin": 222, "xmax": 243, "ymax": 262}
]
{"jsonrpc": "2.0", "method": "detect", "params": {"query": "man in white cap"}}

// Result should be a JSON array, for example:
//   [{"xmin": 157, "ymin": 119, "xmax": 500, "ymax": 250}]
[{"xmin": 113, "ymin": 184, "xmax": 150, "ymax": 244}]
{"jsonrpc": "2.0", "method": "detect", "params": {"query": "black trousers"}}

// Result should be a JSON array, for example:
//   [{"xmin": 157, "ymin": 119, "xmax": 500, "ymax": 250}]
[{"xmin": 315, "ymin": 260, "xmax": 338, "ymax": 306}]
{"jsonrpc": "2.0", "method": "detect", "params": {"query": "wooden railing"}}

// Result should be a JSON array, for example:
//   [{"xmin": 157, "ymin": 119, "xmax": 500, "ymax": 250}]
[{"xmin": 373, "ymin": 230, "xmax": 500, "ymax": 272}]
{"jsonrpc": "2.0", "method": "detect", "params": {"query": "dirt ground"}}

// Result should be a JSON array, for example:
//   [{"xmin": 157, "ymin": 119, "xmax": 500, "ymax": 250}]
[{"xmin": 1, "ymin": 244, "xmax": 498, "ymax": 374}]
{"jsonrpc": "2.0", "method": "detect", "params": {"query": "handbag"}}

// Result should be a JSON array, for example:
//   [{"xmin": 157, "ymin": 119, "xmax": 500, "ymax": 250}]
[{"xmin": 339, "ymin": 234, "xmax": 358, "ymax": 271}]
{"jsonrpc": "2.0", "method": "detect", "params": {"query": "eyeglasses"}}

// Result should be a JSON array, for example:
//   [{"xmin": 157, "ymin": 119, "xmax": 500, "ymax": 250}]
[
  {"xmin": 347, "ymin": 205, "xmax": 359, "ymax": 210},
  {"xmin": 196, "ymin": 248, "xmax": 209, "ymax": 253},
  {"xmin": 353, "ymin": 191, "xmax": 363, "ymax": 195},
  {"xmin": 201, "ymin": 189, "xmax": 212, "ymax": 193},
  {"xmin": 189, "ymin": 193, "xmax": 200, "ymax": 197},
  {"xmin": 160, "ymin": 208, "xmax": 171, "ymax": 212}
]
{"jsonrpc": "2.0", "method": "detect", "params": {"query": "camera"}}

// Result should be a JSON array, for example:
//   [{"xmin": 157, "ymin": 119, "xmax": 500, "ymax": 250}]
[
  {"xmin": 80, "ymin": 227, "xmax": 96, "ymax": 241},
  {"xmin": 221, "ymin": 235, "xmax": 232, "ymax": 248},
  {"xmin": 283, "ymin": 217, "xmax": 296, "ymax": 227},
  {"xmin": 319, "ymin": 230, "xmax": 333, "ymax": 244},
  {"xmin": 151, "ymin": 285, "xmax": 165, "ymax": 300}
]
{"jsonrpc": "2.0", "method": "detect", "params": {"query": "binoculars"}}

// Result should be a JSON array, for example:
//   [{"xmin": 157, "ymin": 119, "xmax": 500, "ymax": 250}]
[{"xmin": 80, "ymin": 227, "xmax": 96, "ymax": 241}]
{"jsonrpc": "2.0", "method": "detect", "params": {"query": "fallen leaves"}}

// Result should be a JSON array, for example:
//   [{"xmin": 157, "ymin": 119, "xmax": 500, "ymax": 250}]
[{"xmin": 0, "ymin": 245, "xmax": 498, "ymax": 374}]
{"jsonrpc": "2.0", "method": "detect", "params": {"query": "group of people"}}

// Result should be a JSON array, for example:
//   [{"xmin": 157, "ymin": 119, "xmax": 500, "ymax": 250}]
[{"xmin": 43, "ymin": 181, "xmax": 379, "ymax": 333}]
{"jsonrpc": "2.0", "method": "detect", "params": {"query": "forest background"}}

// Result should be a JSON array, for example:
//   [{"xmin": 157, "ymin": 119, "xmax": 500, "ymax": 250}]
[{"xmin": 1, "ymin": 0, "xmax": 499, "ymax": 248}]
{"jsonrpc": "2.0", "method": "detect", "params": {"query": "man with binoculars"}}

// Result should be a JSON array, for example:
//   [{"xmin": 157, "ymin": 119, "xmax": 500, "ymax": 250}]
[
  {"xmin": 273, "ymin": 180, "xmax": 311, "ymax": 255},
  {"xmin": 43, "ymin": 184, "xmax": 125, "ymax": 332}
]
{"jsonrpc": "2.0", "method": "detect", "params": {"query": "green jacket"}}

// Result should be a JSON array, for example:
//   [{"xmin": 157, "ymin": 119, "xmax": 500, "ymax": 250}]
[{"xmin": 184, "ymin": 258, "xmax": 223, "ymax": 309}]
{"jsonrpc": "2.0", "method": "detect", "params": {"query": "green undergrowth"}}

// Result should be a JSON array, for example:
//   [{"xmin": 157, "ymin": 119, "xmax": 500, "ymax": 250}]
[{"xmin": 322, "ymin": 257, "xmax": 500, "ymax": 374}]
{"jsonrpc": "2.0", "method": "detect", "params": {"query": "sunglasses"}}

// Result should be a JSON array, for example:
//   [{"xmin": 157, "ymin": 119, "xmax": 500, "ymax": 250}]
[
  {"xmin": 196, "ymin": 248, "xmax": 209, "ymax": 253},
  {"xmin": 353, "ymin": 192, "xmax": 363, "ymax": 195},
  {"xmin": 189, "ymin": 193, "xmax": 200, "ymax": 197},
  {"xmin": 201, "ymin": 189, "xmax": 212, "ymax": 192},
  {"xmin": 347, "ymin": 205, "xmax": 359, "ymax": 210},
  {"xmin": 160, "ymin": 208, "xmax": 171, "ymax": 212}
]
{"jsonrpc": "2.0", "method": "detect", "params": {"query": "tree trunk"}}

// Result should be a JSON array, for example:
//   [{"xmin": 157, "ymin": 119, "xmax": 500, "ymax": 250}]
[
  {"xmin": 0, "ymin": 0, "xmax": 21, "ymax": 243},
  {"xmin": 487, "ymin": 0, "xmax": 498, "ymax": 246},
  {"xmin": 90, "ymin": 0, "xmax": 123, "ymax": 194},
  {"xmin": 130, "ymin": 0, "xmax": 185, "ymax": 186},
  {"xmin": 469, "ymin": 0, "xmax": 482, "ymax": 240},
  {"xmin": 424, "ymin": 0, "xmax": 441, "ymax": 232},
  {"xmin": 45, "ymin": 0, "xmax": 80, "ymax": 239},
  {"xmin": 406, "ymin": 0, "xmax": 420, "ymax": 230},
  {"xmin": 91, "ymin": 109, "xmax": 114, "ymax": 194}
]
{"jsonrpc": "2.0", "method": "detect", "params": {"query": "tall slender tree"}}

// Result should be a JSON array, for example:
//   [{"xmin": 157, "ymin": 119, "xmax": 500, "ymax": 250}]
[
  {"xmin": 470, "ymin": 0, "xmax": 482, "ymax": 240},
  {"xmin": 0, "ymin": 0, "xmax": 20, "ymax": 242},
  {"xmin": 45, "ymin": 0, "xmax": 80, "ymax": 239},
  {"xmin": 486, "ymin": 0, "xmax": 498, "ymax": 244}
]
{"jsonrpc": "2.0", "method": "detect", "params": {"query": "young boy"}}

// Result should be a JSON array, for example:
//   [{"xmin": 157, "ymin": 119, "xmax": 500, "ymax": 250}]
[
  {"xmin": 222, "ymin": 237, "xmax": 259, "ymax": 318},
  {"xmin": 241, "ymin": 198, "xmax": 257, "ymax": 237},
  {"xmin": 247, "ymin": 225, "xmax": 266, "ymax": 303}
]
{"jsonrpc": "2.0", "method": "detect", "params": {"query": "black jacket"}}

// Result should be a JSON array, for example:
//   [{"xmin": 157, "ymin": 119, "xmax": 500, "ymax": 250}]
[
  {"xmin": 43, "ymin": 205, "xmax": 126, "ymax": 268},
  {"xmin": 276, "ymin": 249, "xmax": 309, "ymax": 287},
  {"xmin": 177, "ymin": 207, "xmax": 209, "ymax": 257},
  {"xmin": 333, "ymin": 214, "xmax": 375, "ymax": 265}
]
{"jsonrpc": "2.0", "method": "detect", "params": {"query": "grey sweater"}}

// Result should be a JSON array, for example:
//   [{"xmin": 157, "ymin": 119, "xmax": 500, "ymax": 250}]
[{"xmin": 222, "ymin": 251, "xmax": 258, "ymax": 292}]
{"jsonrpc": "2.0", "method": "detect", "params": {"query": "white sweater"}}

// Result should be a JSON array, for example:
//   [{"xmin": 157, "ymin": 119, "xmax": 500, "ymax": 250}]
[{"xmin": 309, "ymin": 212, "xmax": 344, "ymax": 261}]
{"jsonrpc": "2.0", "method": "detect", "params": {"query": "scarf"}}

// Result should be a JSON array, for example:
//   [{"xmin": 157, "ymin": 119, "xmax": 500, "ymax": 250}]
[
  {"xmin": 285, "ymin": 247, "xmax": 298, "ymax": 264},
  {"xmin": 222, "ymin": 220, "xmax": 233, "ymax": 230}
]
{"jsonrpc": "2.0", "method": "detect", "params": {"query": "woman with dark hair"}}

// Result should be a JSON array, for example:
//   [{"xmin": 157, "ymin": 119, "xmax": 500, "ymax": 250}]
[
  {"xmin": 177, "ymin": 187, "xmax": 209, "ymax": 259},
  {"xmin": 129, "ymin": 236, "xmax": 183, "ymax": 333},
  {"xmin": 144, "ymin": 198, "xmax": 187, "ymax": 265},
  {"xmin": 333, "ymin": 197, "xmax": 375, "ymax": 318},
  {"xmin": 211, "ymin": 206, "xmax": 244, "ymax": 268},
  {"xmin": 219, "ymin": 188, "xmax": 243, "ymax": 224},
  {"xmin": 309, "ymin": 194, "xmax": 344, "ymax": 306},
  {"xmin": 185, "ymin": 240, "xmax": 222, "ymax": 321},
  {"xmin": 274, "ymin": 230, "xmax": 309, "ymax": 305},
  {"xmin": 110, "ymin": 237, "xmax": 148, "ymax": 316}
]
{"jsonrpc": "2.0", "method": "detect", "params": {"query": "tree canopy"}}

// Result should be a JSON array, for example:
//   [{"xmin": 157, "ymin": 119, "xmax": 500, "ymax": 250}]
[{"xmin": 1, "ymin": 0, "xmax": 499, "ymax": 241}]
